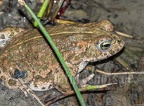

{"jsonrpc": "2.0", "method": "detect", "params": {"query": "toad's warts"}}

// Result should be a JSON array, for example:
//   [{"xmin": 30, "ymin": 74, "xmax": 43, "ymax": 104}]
[{"xmin": 0, "ymin": 20, "xmax": 124, "ymax": 92}]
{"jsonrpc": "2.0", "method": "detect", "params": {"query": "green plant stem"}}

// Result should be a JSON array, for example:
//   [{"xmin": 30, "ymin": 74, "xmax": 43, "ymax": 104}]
[
  {"xmin": 20, "ymin": 1, "xmax": 86, "ymax": 106},
  {"xmin": 33, "ymin": 0, "xmax": 50, "ymax": 27}
]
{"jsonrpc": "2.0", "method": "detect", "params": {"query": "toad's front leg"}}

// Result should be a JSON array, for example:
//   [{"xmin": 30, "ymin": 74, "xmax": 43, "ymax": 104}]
[{"xmin": 75, "ymin": 61, "xmax": 95, "ymax": 87}]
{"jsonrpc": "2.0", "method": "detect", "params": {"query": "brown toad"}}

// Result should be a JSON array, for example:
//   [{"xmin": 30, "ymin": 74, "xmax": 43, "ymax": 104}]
[{"xmin": 0, "ymin": 20, "xmax": 124, "ymax": 93}]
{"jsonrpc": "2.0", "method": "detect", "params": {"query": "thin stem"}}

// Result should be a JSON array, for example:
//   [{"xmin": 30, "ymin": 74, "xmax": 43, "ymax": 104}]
[{"xmin": 33, "ymin": 0, "xmax": 50, "ymax": 27}]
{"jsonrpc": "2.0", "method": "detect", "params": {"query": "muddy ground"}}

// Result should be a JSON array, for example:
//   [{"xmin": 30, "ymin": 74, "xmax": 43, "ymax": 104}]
[{"xmin": 0, "ymin": 0, "xmax": 144, "ymax": 106}]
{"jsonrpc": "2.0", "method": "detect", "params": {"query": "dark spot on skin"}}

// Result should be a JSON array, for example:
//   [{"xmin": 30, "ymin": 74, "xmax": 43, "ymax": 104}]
[
  {"xmin": 35, "ymin": 75, "xmax": 42, "ymax": 80},
  {"xmin": 14, "ymin": 69, "xmax": 21, "ymax": 79},
  {"xmin": 1, "ymin": 76, "xmax": 6, "ymax": 81},
  {"xmin": 8, "ymin": 79, "xmax": 16, "ymax": 86},
  {"xmin": 14, "ymin": 69, "xmax": 28, "ymax": 79},
  {"xmin": 117, "ymin": 39, "xmax": 121, "ymax": 43},
  {"xmin": 41, "ymin": 87, "xmax": 46, "ymax": 89}
]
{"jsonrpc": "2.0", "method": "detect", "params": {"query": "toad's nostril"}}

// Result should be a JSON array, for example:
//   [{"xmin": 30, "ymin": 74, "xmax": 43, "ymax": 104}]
[{"xmin": 117, "ymin": 39, "xmax": 121, "ymax": 43}]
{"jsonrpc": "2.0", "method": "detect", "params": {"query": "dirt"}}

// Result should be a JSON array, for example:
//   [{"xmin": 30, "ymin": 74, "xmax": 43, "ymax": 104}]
[{"xmin": 0, "ymin": 0, "xmax": 144, "ymax": 106}]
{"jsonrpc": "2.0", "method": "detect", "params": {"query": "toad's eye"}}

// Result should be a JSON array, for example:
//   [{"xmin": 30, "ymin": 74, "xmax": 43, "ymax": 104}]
[{"xmin": 97, "ymin": 38, "xmax": 112, "ymax": 51}]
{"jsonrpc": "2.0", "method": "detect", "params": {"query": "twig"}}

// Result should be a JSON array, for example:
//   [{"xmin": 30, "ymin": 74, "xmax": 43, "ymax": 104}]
[
  {"xmin": 45, "ymin": 0, "xmax": 54, "ymax": 18},
  {"xmin": 51, "ymin": 0, "xmax": 64, "ymax": 22},
  {"xmin": 116, "ymin": 31, "xmax": 133, "ymax": 38},
  {"xmin": 96, "ymin": 69, "xmax": 144, "ymax": 75}
]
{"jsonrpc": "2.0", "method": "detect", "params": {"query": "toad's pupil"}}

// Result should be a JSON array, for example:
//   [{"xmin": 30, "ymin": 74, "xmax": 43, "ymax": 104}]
[
  {"xmin": 102, "ymin": 43, "xmax": 110, "ymax": 48},
  {"xmin": 100, "ymin": 41, "xmax": 111, "ymax": 50}
]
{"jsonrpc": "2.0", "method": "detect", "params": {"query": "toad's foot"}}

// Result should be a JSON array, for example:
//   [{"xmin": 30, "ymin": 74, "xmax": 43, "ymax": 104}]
[
  {"xmin": 77, "ymin": 74, "xmax": 95, "ymax": 87},
  {"xmin": 75, "ymin": 73, "xmax": 117, "ymax": 90}
]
